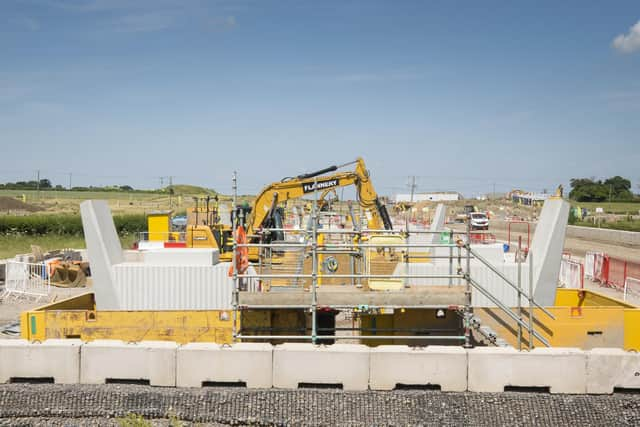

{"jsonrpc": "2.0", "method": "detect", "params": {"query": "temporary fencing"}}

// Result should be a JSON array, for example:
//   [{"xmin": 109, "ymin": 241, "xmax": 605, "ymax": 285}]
[
  {"xmin": 559, "ymin": 258, "xmax": 584, "ymax": 289},
  {"xmin": 584, "ymin": 251, "xmax": 602, "ymax": 280},
  {"xmin": 624, "ymin": 277, "xmax": 640, "ymax": 301},
  {"xmin": 1, "ymin": 261, "xmax": 51, "ymax": 301},
  {"xmin": 586, "ymin": 251, "xmax": 640, "ymax": 301}
]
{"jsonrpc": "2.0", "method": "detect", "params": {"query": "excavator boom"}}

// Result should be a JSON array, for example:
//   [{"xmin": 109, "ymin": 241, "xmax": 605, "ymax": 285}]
[{"xmin": 247, "ymin": 157, "xmax": 392, "ymax": 235}]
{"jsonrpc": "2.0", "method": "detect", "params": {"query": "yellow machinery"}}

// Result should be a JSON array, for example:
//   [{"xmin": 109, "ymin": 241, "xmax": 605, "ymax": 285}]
[
  {"xmin": 19, "ymin": 288, "xmax": 640, "ymax": 350},
  {"xmin": 185, "ymin": 157, "xmax": 393, "ymax": 261}
]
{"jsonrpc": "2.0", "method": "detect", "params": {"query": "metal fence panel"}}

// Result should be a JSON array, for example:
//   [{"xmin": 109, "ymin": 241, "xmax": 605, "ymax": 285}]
[{"xmin": 2, "ymin": 261, "xmax": 51, "ymax": 300}]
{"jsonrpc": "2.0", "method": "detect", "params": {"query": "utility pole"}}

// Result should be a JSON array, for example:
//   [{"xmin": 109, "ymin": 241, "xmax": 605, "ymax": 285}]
[
  {"xmin": 36, "ymin": 170, "xmax": 40, "ymax": 191},
  {"xmin": 408, "ymin": 176, "xmax": 417, "ymax": 203},
  {"xmin": 68, "ymin": 173, "xmax": 72, "ymax": 190},
  {"xmin": 492, "ymin": 182, "xmax": 496, "ymax": 200},
  {"xmin": 169, "ymin": 176, "xmax": 173, "ymax": 209},
  {"xmin": 160, "ymin": 176, "xmax": 164, "ymax": 189},
  {"xmin": 609, "ymin": 184, "xmax": 613, "ymax": 203}
]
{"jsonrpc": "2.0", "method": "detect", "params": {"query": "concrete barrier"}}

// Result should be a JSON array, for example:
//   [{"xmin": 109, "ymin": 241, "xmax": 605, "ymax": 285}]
[
  {"xmin": 81, "ymin": 340, "xmax": 177, "ymax": 387},
  {"xmin": 587, "ymin": 348, "xmax": 640, "ymax": 394},
  {"xmin": 273, "ymin": 343, "xmax": 370, "ymax": 391},
  {"xmin": 0, "ymin": 339, "xmax": 81, "ymax": 384},
  {"xmin": 177, "ymin": 343, "xmax": 272, "ymax": 388},
  {"xmin": 370, "ymin": 345, "xmax": 467, "ymax": 391},
  {"xmin": 468, "ymin": 347, "xmax": 586, "ymax": 394}
]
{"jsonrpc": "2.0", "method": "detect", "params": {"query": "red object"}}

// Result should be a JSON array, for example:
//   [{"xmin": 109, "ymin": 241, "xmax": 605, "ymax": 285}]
[
  {"xmin": 507, "ymin": 221, "xmax": 530, "ymax": 250},
  {"xmin": 228, "ymin": 225, "xmax": 249, "ymax": 277},
  {"xmin": 164, "ymin": 242, "xmax": 187, "ymax": 248}
]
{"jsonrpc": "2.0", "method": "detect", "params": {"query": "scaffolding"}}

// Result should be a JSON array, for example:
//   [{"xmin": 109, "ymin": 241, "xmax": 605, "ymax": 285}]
[{"xmin": 230, "ymin": 176, "xmax": 555, "ymax": 349}]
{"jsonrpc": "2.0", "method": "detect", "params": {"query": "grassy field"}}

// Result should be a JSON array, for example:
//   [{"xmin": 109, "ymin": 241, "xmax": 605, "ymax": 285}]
[
  {"xmin": 570, "ymin": 201, "xmax": 640, "ymax": 215},
  {"xmin": 0, "ymin": 234, "xmax": 137, "ymax": 259},
  {"xmin": 574, "ymin": 220, "xmax": 640, "ymax": 233},
  {"xmin": 0, "ymin": 188, "xmax": 231, "ymax": 215}
]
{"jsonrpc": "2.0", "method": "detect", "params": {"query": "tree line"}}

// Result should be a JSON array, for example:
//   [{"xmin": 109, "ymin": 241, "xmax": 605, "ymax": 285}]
[
  {"xmin": 0, "ymin": 179, "xmax": 137, "ymax": 192},
  {"xmin": 569, "ymin": 176, "xmax": 636, "ymax": 202}
]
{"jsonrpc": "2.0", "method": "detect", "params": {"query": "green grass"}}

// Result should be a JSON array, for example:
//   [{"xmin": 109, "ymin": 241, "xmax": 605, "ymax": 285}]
[
  {"xmin": 570, "ymin": 201, "xmax": 640, "ymax": 215},
  {"xmin": 0, "ymin": 234, "xmax": 137, "ymax": 259},
  {"xmin": 574, "ymin": 220, "xmax": 640, "ymax": 232}
]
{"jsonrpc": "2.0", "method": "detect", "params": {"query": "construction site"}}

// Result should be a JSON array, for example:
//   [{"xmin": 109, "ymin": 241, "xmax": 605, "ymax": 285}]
[{"xmin": 1, "ymin": 158, "xmax": 640, "ymax": 425}]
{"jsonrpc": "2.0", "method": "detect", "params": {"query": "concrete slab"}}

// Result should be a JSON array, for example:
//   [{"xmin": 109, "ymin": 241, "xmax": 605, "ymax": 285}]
[
  {"xmin": 273, "ymin": 343, "xmax": 370, "ymax": 391},
  {"xmin": 177, "ymin": 343, "xmax": 272, "ymax": 388},
  {"xmin": 0, "ymin": 339, "xmax": 81, "ymax": 384},
  {"xmin": 81, "ymin": 340, "xmax": 177, "ymax": 387},
  {"xmin": 370, "ymin": 345, "xmax": 467, "ymax": 391},
  {"xmin": 587, "ymin": 348, "xmax": 640, "ymax": 394},
  {"xmin": 468, "ymin": 347, "xmax": 586, "ymax": 394}
]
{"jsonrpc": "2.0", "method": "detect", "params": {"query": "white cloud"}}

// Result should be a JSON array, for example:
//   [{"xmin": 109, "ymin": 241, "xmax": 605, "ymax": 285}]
[{"xmin": 612, "ymin": 20, "xmax": 640, "ymax": 54}]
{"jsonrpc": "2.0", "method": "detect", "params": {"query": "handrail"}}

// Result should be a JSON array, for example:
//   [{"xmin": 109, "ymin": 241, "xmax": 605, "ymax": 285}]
[
  {"xmin": 468, "ymin": 246, "xmax": 555, "ymax": 320},
  {"xmin": 467, "ymin": 276, "xmax": 551, "ymax": 347}
]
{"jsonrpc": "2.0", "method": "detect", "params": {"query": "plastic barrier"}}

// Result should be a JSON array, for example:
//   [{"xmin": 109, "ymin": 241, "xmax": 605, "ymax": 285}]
[
  {"xmin": 584, "ymin": 251, "xmax": 601, "ymax": 280},
  {"xmin": 624, "ymin": 277, "xmax": 640, "ymax": 301},
  {"xmin": 177, "ymin": 343, "xmax": 272, "ymax": 388},
  {"xmin": 559, "ymin": 258, "xmax": 584, "ymax": 289},
  {"xmin": 593, "ymin": 253, "xmax": 608, "ymax": 283}
]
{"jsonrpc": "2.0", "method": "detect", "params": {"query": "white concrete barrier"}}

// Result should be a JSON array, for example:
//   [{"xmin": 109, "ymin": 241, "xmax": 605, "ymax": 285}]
[
  {"xmin": 468, "ymin": 347, "xmax": 586, "ymax": 394},
  {"xmin": 273, "ymin": 343, "xmax": 370, "ymax": 391},
  {"xmin": 177, "ymin": 343, "xmax": 272, "ymax": 388},
  {"xmin": 0, "ymin": 339, "xmax": 81, "ymax": 384},
  {"xmin": 81, "ymin": 340, "xmax": 177, "ymax": 387},
  {"xmin": 370, "ymin": 345, "xmax": 467, "ymax": 392},
  {"xmin": 587, "ymin": 348, "xmax": 640, "ymax": 394}
]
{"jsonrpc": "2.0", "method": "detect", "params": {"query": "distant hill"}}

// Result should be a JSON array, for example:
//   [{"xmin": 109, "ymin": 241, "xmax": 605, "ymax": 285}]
[{"xmin": 166, "ymin": 185, "xmax": 217, "ymax": 195}]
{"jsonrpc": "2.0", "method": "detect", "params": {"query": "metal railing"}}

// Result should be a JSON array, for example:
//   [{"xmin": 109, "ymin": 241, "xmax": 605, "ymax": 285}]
[
  {"xmin": 1, "ymin": 261, "xmax": 51, "ymax": 301},
  {"xmin": 229, "ymin": 177, "xmax": 554, "ymax": 349}
]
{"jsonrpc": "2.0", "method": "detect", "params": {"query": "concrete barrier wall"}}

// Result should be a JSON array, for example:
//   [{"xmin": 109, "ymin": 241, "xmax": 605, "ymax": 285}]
[
  {"xmin": 4, "ymin": 340, "xmax": 640, "ymax": 394},
  {"xmin": 468, "ymin": 347, "xmax": 586, "ymax": 393},
  {"xmin": 370, "ymin": 345, "xmax": 467, "ymax": 391},
  {"xmin": 273, "ymin": 343, "xmax": 370, "ymax": 391},
  {"xmin": 81, "ymin": 340, "xmax": 177, "ymax": 387},
  {"xmin": 177, "ymin": 343, "xmax": 272, "ymax": 388},
  {"xmin": 587, "ymin": 348, "xmax": 640, "ymax": 394},
  {"xmin": 0, "ymin": 339, "xmax": 81, "ymax": 384},
  {"xmin": 492, "ymin": 220, "xmax": 640, "ymax": 247},
  {"xmin": 566, "ymin": 225, "xmax": 640, "ymax": 247}
]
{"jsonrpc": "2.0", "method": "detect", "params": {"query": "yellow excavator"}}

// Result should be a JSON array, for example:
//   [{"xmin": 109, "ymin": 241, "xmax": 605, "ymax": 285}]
[{"xmin": 186, "ymin": 157, "xmax": 393, "ymax": 261}]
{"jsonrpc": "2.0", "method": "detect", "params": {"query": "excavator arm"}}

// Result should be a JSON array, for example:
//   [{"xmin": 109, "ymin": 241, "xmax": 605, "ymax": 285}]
[{"xmin": 247, "ymin": 157, "xmax": 392, "ymax": 235}]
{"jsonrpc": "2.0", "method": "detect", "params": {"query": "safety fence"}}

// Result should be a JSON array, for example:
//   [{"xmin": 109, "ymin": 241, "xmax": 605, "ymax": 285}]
[
  {"xmin": 559, "ymin": 257, "xmax": 584, "ymax": 289},
  {"xmin": 1, "ymin": 261, "xmax": 51, "ymax": 301},
  {"xmin": 584, "ymin": 251, "xmax": 640, "ymax": 301}
]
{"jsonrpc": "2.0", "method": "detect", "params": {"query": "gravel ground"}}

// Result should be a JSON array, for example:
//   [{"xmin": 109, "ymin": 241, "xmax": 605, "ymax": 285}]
[{"xmin": 1, "ymin": 384, "xmax": 640, "ymax": 426}]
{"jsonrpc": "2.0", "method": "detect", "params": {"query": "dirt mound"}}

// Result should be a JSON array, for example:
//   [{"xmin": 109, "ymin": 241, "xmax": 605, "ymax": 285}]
[{"xmin": 0, "ymin": 196, "xmax": 43, "ymax": 212}]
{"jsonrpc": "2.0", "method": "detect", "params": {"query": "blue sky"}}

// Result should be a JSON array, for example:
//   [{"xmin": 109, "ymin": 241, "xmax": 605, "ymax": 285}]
[{"xmin": 1, "ymin": 0, "xmax": 639, "ymax": 197}]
